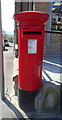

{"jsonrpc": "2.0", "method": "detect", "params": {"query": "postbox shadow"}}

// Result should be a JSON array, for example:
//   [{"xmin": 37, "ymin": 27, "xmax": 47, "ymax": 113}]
[
  {"xmin": 3, "ymin": 97, "xmax": 35, "ymax": 119},
  {"xmin": 3, "ymin": 48, "xmax": 8, "ymax": 51},
  {"xmin": 41, "ymin": 58, "xmax": 61, "ymax": 114},
  {"xmin": 43, "ymin": 60, "xmax": 62, "ymax": 74},
  {"xmin": 42, "ymin": 58, "xmax": 62, "ymax": 84},
  {"xmin": 2, "ymin": 97, "xmax": 23, "ymax": 118},
  {"xmin": 44, "ymin": 57, "xmax": 62, "ymax": 65}
]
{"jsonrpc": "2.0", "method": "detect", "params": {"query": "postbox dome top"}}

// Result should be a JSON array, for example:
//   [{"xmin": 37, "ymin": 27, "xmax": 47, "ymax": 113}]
[{"xmin": 14, "ymin": 11, "xmax": 49, "ymax": 26}]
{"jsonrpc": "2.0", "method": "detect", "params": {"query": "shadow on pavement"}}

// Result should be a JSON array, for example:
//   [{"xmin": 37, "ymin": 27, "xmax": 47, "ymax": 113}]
[
  {"xmin": 44, "ymin": 57, "xmax": 61, "ymax": 65},
  {"xmin": 42, "ymin": 57, "xmax": 62, "ymax": 117},
  {"xmin": 3, "ymin": 49, "xmax": 8, "ymax": 51},
  {"xmin": 2, "ymin": 97, "xmax": 23, "ymax": 119},
  {"xmin": 43, "ymin": 70, "xmax": 61, "ymax": 84},
  {"xmin": 43, "ymin": 60, "xmax": 62, "ymax": 73}
]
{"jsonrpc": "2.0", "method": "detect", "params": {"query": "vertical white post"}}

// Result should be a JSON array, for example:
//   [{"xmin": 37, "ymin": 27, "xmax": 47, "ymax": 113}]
[
  {"xmin": 0, "ymin": 0, "xmax": 5, "ymax": 99},
  {"xmin": 46, "ymin": 2, "xmax": 53, "ymax": 47},
  {"xmin": 29, "ymin": 0, "xmax": 33, "ymax": 11}
]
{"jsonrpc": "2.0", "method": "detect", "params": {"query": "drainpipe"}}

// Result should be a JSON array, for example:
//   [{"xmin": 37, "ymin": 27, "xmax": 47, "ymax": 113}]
[
  {"xmin": 29, "ymin": 0, "xmax": 33, "ymax": 11},
  {"xmin": 0, "ymin": 1, "xmax": 5, "ymax": 99},
  {"xmin": 46, "ymin": 2, "xmax": 53, "ymax": 47}
]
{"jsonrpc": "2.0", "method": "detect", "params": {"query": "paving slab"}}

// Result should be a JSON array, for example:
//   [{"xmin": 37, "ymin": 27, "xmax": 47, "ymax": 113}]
[{"xmin": 0, "ymin": 99, "xmax": 17, "ymax": 119}]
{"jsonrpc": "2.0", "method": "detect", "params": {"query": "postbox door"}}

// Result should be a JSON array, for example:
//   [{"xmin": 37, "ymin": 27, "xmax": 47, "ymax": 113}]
[{"xmin": 18, "ymin": 29, "xmax": 44, "ymax": 91}]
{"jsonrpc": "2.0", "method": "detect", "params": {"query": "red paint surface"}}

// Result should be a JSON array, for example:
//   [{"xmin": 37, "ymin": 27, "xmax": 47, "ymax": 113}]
[{"xmin": 14, "ymin": 11, "xmax": 49, "ymax": 91}]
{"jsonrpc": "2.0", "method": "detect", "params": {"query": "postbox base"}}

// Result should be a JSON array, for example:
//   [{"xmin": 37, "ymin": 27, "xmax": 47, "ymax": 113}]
[{"xmin": 18, "ymin": 87, "xmax": 39, "ymax": 112}]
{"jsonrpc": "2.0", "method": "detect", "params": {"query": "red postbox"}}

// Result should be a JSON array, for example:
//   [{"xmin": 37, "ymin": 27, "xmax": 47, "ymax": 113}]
[{"xmin": 14, "ymin": 11, "xmax": 49, "ymax": 111}]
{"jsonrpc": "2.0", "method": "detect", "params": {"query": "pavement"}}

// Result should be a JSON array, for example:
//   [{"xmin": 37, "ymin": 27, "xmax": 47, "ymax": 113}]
[
  {"xmin": 43, "ymin": 56, "xmax": 62, "ymax": 84},
  {"xmin": 1, "ymin": 44, "xmax": 62, "ymax": 119},
  {"xmin": 4, "ymin": 45, "xmax": 14, "ymax": 96},
  {"xmin": 0, "ymin": 45, "xmax": 18, "ymax": 119}
]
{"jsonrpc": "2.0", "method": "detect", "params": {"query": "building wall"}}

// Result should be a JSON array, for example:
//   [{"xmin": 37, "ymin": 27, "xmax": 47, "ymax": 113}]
[
  {"xmin": 15, "ymin": 2, "xmax": 29, "ymax": 44},
  {"xmin": 34, "ymin": 2, "xmax": 49, "ymax": 28},
  {"xmin": 22, "ymin": 2, "xmax": 29, "ymax": 11},
  {"xmin": 35, "ymin": 2, "xmax": 61, "ymax": 57},
  {"xmin": 15, "ymin": 2, "xmax": 21, "ymax": 45},
  {"xmin": 44, "ymin": 34, "xmax": 61, "ymax": 57},
  {"xmin": 34, "ymin": 2, "xmax": 49, "ymax": 13}
]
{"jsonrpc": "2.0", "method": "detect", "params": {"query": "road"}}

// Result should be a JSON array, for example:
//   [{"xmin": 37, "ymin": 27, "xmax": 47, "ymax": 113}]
[{"xmin": 3, "ymin": 43, "xmax": 14, "ymax": 96}]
